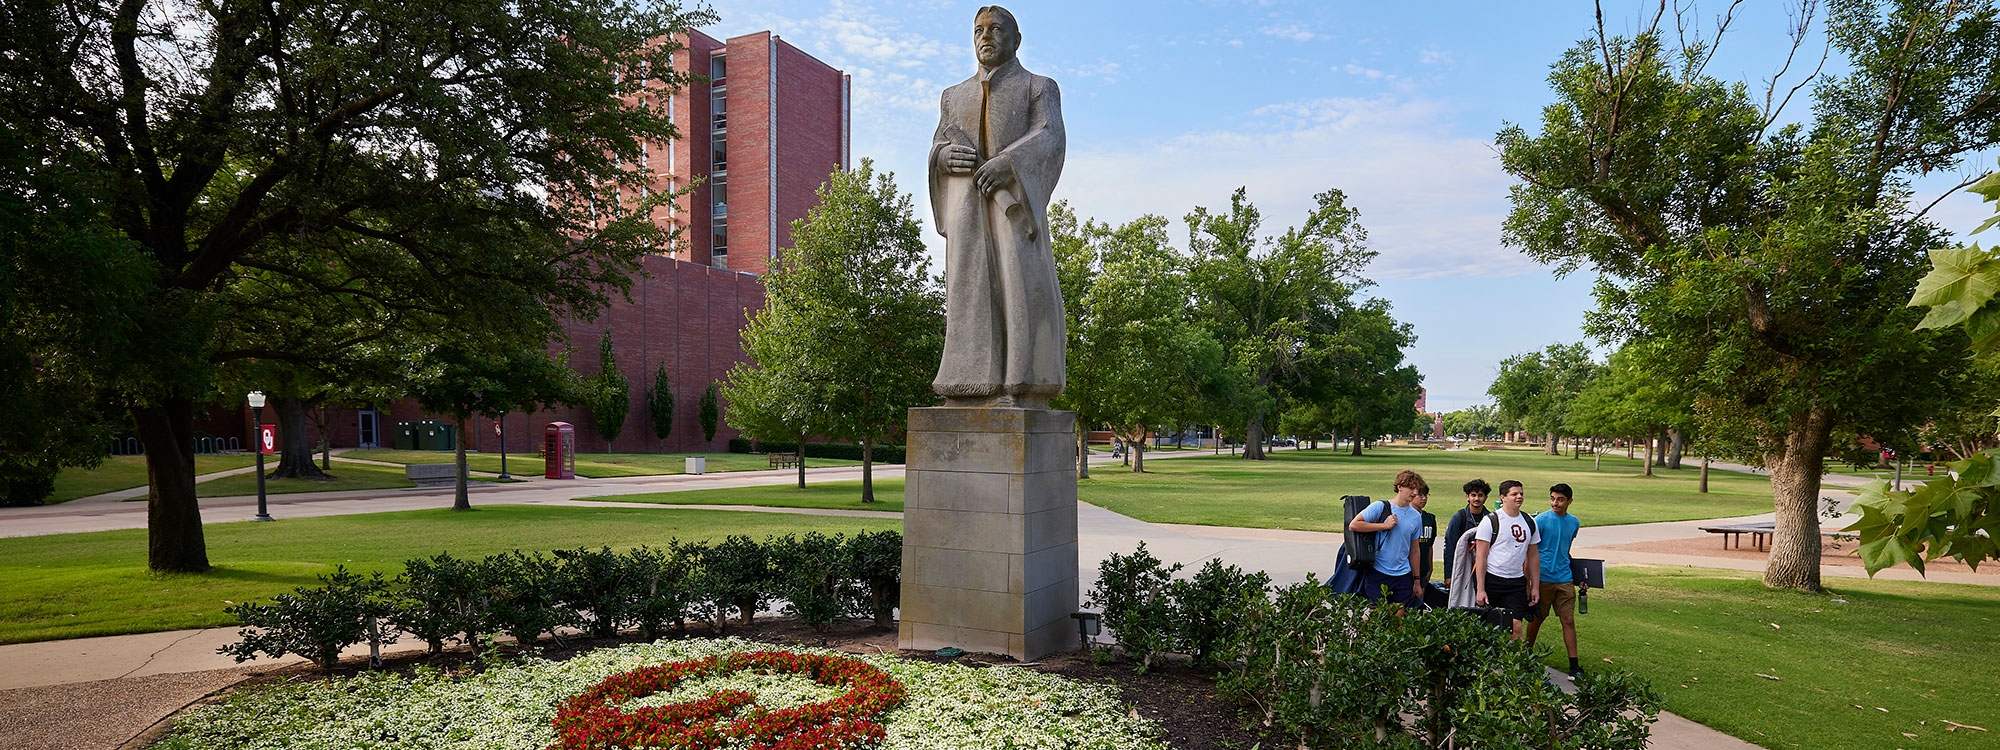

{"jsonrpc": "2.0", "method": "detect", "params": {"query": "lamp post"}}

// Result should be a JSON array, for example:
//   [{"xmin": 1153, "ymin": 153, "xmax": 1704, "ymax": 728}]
[
  {"xmin": 1071, "ymin": 611, "xmax": 1101, "ymax": 652},
  {"xmin": 247, "ymin": 391, "xmax": 273, "ymax": 522},
  {"xmin": 497, "ymin": 412, "xmax": 511, "ymax": 479}
]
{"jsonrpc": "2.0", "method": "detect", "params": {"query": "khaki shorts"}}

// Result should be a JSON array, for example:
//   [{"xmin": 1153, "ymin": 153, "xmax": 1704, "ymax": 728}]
[{"xmin": 1538, "ymin": 582, "xmax": 1577, "ymax": 619}]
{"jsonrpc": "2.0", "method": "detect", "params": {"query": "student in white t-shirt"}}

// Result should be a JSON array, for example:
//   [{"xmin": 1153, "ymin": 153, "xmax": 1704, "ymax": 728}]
[{"xmin": 1473, "ymin": 479, "xmax": 1542, "ymax": 639}]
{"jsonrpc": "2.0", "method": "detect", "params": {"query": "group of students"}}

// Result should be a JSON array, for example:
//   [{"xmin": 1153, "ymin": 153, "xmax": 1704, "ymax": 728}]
[{"xmin": 1346, "ymin": 470, "xmax": 1589, "ymax": 678}]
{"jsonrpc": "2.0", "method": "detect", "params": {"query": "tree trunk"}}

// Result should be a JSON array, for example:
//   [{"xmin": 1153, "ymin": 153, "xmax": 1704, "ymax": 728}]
[
  {"xmin": 1765, "ymin": 409, "xmax": 1833, "ymax": 591},
  {"xmin": 270, "ymin": 395, "xmax": 333, "ymax": 480},
  {"xmin": 134, "ymin": 399, "xmax": 210, "ymax": 572},
  {"xmin": 1593, "ymin": 440, "xmax": 1602, "ymax": 472},
  {"xmin": 796, "ymin": 434, "xmax": 807, "ymax": 489},
  {"xmin": 1076, "ymin": 423, "xmax": 1091, "ymax": 478},
  {"xmin": 1130, "ymin": 430, "xmax": 1146, "ymax": 473},
  {"xmin": 1699, "ymin": 456, "xmax": 1710, "ymax": 493},
  {"xmin": 452, "ymin": 416, "xmax": 471, "ymax": 511},
  {"xmin": 1655, "ymin": 430, "xmax": 1670, "ymax": 467},
  {"xmin": 1350, "ymin": 421, "xmax": 1363, "ymax": 457},
  {"xmin": 1626, "ymin": 440, "xmax": 1633, "ymax": 459},
  {"xmin": 1244, "ymin": 414, "xmax": 1267, "ymax": 460},
  {"xmin": 1642, "ymin": 433, "xmax": 1654, "ymax": 477},
  {"xmin": 1667, "ymin": 427, "xmax": 1686, "ymax": 469},
  {"xmin": 317, "ymin": 403, "xmax": 333, "ymax": 470},
  {"xmin": 1544, "ymin": 431, "xmax": 1558, "ymax": 455},
  {"xmin": 861, "ymin": 438, "xmax": 875, "ymax": 503}
]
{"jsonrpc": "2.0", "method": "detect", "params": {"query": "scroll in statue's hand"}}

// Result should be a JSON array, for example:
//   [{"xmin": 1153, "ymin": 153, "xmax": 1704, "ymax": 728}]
[
  {"xmin": 941, "ymin": 144, "xmax": 979, "ymax": 175},
  {"xmin": 973, "ymin": 152, "xmax": 1017, "ymax": 196}
]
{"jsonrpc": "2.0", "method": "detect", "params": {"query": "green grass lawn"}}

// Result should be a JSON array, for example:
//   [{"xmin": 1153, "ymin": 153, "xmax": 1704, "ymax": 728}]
[
  {"xmin": 49, "ymin": 455, "xmax": 260, "ymax": 503},
  {"xmin": 1563, "ymin": 565, "xmax": 2000, "ymax": 750},
  {"xmin": 595, "ymin": 478, "xmax": 905, "ymax": 513},
  {"xmin": 341, "ymin": 449, "xmax": 862, "ymax": 478},
  {"xmin": 0, "ymin": 505, "xmax": 898, "ymax": 644},
  {"xmin": 193, "ymin": 461, "xmax": 417, "ymax": 498},
  {"xmin": 1079, "ymin": 446, "xmax": 1779, "ymax": 531}
]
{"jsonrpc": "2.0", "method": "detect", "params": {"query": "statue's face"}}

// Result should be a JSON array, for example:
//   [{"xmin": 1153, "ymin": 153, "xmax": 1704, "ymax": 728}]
[{"xmin": 973, "ymin": 10, "xmax": 1019, "ymax": 68}]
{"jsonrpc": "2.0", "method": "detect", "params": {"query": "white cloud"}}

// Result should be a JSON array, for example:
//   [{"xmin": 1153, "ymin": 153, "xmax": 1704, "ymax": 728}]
[
  {"xmin": 1055, "ymin": 96, "xmax": 1531, "ymax": 280},
  {"xmin": 1261, "ymin": 23, "xmax": 1318, "ymax": 42},
  {"xmin": 1227, "ymin": 39, "xmax": 1244, "ymax": 47},
  {"xmin": 1070, "ymin": 60, "xmax": 1123, "ymax": 83},
  {"xmin": 1419, "ymin": 47, "xmax": 1455, "ymax": 65}
]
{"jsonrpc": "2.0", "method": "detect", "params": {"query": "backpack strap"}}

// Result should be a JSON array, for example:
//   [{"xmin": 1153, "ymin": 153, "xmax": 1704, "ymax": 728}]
[{"xmin": 1485, "ymin": 511, "xmax": 1539, "ymax": 540}]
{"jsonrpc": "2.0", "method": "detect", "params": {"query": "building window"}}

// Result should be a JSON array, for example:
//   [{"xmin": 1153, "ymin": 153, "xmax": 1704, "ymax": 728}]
[
  {"xmin": 639, "ymin": 142, "xmax": 647, "ymax": 170},
  {"xmin": 710, "ymin": 55, "xmax": 726, "ymax": 82},
  {"xmin": 712, "ymin": 218, "xmax": 729, "ymax": 268},
  {"xmin": 711, "ymin": 89, "xmax": 727, "ymax": 132},
  {"xmin": 710, "ymin": 174, "xmax": 726, "ymax": 217},
  {"xmin": 710, "ymin": 135, "xmax": 726, "ymax": 173}
]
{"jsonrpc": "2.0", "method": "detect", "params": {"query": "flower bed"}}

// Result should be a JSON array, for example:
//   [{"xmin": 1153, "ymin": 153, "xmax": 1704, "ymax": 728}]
[
  {"xmin": 154, "ymin": 638, "xmax": 1168, "ymax": 750},
  {"xmin": 551, "ymin": 651, "xmax": 905, "ymax": 749}
]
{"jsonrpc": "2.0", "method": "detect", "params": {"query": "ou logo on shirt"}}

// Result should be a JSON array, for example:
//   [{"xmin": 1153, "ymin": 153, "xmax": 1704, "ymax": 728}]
[{"xmin": 1510, "ymin": 525, "xmax": 1527, "ymax": 542}]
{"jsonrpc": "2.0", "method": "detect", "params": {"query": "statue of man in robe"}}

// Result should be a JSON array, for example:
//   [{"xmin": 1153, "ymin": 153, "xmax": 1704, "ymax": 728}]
[{"xmin": 929, "ymin": 5, "xmax": 1066, "ymax": 408}]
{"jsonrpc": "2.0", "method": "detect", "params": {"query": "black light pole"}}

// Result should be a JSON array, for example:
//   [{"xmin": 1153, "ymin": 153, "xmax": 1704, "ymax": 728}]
[
  {"xmin": 248, "ymin": 391, "xmax": 273, "ymax": 522},
  {"xmin": 497, "ymin": 412, "xmax": 511, "ymax": 479}
]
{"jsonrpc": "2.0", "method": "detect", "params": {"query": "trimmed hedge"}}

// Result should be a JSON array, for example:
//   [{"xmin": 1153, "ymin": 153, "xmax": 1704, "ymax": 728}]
[{"xmin": 727, "ymin": 438, "xmax": 905, "ymax": 464}]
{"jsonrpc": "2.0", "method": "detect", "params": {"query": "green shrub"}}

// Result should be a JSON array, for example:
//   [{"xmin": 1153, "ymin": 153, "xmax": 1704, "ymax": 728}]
[
  {"xmin": 1087, "ymin": 542, "xmax": 1181, "ymax": 672},
  {"xmin": 220, "ymin": 566, "xmax": 395, "ymax": 671},
  {"xmin": 701, "ymin": 535, "xmax": 772, "ymax": 629},
  {"xmin": 0, "ymin": 460, "xmax": 58, "ymax": 506},
  {"xmin": 390, "ymin": 552, "xmax": 489, "ymax": 655},
  {"xmin": 626, "ymin": 544, "xmax": 699, "ymax": 640},
  {"xmin": 846, "ymin": 529, "xmax": 902, "ymax": 628},
  {"xmin": 482, "ymin": 550, "xmax": 571, "ymax": 648},
  {"xmin": 1212, "ymin": 576, "xmax": 1661, "ymax": 749},
  {"xmin": 554, "ymin": 546, "xmax": 638, "ymax": 639},
  {"xmin": 768, "ymin": 532, "xmax": 855, "ymax": 632},
  {"xmin": 1170, "ymin": 558, "xmax": 1270, "ymax": 669}
]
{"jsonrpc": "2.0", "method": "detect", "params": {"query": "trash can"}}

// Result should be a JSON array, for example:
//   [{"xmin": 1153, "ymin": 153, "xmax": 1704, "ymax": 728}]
[
  {"xmin": 685, "ymin": 456, "xmax": 706, "ymax": 475},
  {"xmin": 394, "ymin": 422, "xmax": 418, "ymax": 450},
  {"xmin": 412, "ymin": 420, "xmax": 456, "ymax": 451}
]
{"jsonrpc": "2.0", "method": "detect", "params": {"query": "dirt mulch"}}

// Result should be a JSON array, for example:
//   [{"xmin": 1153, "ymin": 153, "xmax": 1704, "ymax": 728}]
[
  {"xmin": 1599, "ymin": 536, "xmax": 2000, "ymax": 576},
  {"xmin": 10, "ymin": 618, "xmax": 1274, "ymax": 750}
]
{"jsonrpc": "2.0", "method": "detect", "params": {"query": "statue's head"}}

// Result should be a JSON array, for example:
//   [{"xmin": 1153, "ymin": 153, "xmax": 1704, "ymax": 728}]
[{"xmin": 973, "ymin": 6, "xmax": 1020, "ymax": 68}]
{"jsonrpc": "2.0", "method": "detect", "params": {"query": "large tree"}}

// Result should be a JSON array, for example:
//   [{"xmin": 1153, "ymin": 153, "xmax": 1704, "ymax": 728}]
[
  {"xmin": 1186, "ymin": 188, "xmax": 1377, "ymax": 459},
  {"xmin": 410, "ymin": 337, "xmax": 582, "ymax": 511},
  {"xmin": 1488, "ymin": 343, "xmax": 1597, "ymax": 455},
  {"xmin": 722, "ymin": 160, "xmax": 943, "ymax": 500},
  {"xmin": 1, "ymin": 0, "xmax": 707, "ymax": 570},
  {"xmin": 1498, "ymin": 0, "xmax": 1993, "ymax": 589}
]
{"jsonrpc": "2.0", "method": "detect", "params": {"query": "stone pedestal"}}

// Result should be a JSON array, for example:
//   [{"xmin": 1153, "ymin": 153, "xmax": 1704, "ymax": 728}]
[{"xmin": 898, "ymin": 407, "xmax": 1078, "ymax": 661}]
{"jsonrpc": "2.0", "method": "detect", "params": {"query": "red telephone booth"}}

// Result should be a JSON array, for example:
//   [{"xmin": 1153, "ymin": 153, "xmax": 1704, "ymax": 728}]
[{"xmin": 545, "ymin": 422, "xmax": 576, "ymax": 479}]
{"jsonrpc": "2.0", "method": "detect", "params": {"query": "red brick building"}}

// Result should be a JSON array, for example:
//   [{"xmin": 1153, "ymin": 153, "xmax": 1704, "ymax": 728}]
[{"xmin": 224, "ymin": 30, "xmax": 851, "ymax": 458}]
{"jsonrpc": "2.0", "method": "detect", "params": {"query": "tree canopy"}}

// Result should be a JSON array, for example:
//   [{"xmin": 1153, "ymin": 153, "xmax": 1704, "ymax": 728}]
[{"xmin": 1497, "ymin": 0, "xmax": 1995, "ymax": 590}]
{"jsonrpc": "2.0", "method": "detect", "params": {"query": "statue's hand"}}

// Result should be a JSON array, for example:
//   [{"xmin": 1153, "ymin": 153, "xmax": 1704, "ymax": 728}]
[
  {"xmin": 940, "ymin": 144, "xmax": 979, "ymax": 175},
  {"xmin": 974, "ymin": 152, "xmax": 1016, "ymax": 196}
]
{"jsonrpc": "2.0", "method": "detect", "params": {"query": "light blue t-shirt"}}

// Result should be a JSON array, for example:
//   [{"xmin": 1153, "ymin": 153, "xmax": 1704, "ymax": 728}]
[
  {"xmin": 1536, "ymin": 510, "xmax": 1582, "ymax": 583},
  {"xmin": 1363, "ymin": 501, "xmax": 1424, "ymax": 577}
]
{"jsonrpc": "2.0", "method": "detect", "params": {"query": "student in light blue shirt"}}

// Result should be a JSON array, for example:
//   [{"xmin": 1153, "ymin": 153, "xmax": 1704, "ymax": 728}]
[
  {"xmin": 1528, "ymin": 483, "xmax": 1586, "ymax": 678},
  {"xmin": 1348, "ymin": 469, "xmax": 1428, "ymax": 607}
]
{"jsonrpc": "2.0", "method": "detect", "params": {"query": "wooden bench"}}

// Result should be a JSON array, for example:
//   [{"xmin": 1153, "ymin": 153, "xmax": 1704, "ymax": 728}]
[
  {"xmin": 1699, "ymin": 522, "xmax": 1775, "ymax": 551},
  {"xmin": 406, "ymin": 463, "xmax": 462, "ymax": 487},
  {"xmin": 768, "ymin": 453, "xmax": 801, "ymax": 470}
]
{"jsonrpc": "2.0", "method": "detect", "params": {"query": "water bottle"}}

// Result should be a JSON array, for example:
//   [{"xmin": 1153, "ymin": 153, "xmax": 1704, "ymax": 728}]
[{"xmin": 1577, "ymin": 587, "xmax": 1589, "ymax": 615}]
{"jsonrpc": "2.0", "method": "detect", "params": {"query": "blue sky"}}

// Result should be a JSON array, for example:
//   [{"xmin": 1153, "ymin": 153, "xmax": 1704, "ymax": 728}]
[{"xmin": 699, "ymin": 0, "xmax": 1998, "ymax": 412}]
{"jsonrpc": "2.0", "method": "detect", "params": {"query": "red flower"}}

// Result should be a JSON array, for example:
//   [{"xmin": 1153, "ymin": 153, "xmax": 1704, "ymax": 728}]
[{"xmin": 549, "ymin": 651, "xmax": 906, "ymax": 750}]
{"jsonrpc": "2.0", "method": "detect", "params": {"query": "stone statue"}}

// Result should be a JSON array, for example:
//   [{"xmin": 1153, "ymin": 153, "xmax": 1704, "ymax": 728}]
[{"xmin": 929, "ymin": 5, "xmax": 1066, "ymax": 409}]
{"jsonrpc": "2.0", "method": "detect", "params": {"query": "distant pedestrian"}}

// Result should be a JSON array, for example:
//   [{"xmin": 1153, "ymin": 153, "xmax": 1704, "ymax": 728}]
[
  {"xmin": 1473, "ymin": 479, "xmax": 1541, "ymax": 639},
  {"xmin": 1442, "ymin": 479, "xmax": 1492, "ymax": 585},
  {"xmin": 1527, "ymin": 483, "xmax": 1586, "ymax": 678},
  {"xmin": 1413, "ymin": 485, "xmax": 1438, "ymax": 583},
  {"xmin": 1347, "ymin": 469, "xmax": 1428, "ymax": 607}
]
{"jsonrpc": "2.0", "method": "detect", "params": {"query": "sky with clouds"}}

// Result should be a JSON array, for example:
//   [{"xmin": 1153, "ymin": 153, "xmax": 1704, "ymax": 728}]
[{"xmin": 697, "ymin": 0, "xmax": 1998, "ymax": 412}]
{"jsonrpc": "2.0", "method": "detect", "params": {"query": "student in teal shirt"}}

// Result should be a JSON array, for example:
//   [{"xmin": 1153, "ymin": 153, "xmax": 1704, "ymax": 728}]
[{"xmin": 1527, "ymin": 483, "xmax": 1586, "ymax": 678}]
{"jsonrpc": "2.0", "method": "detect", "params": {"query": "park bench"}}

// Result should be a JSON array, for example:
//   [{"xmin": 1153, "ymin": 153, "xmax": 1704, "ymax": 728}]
[
  {"xmin": 1699, "ymin": 522, "xmax": 1775, "ymax": 551},
  {"xmin": 406, "ymin": 463, "xmax": 462, "ymax": 487},
  {"xmin": 769, "ymin": 453, "xmax": 801, "ymax": 470}
]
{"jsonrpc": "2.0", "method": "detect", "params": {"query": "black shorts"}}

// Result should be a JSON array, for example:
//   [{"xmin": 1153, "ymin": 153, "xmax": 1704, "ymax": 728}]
[
  {"xmin": 1359, "ymin": 566, "xmax": 1426, "ymax": 608},
  {"xmin": 1482, "ymin": 574, "xmax": 1542, "ymax": 623}
]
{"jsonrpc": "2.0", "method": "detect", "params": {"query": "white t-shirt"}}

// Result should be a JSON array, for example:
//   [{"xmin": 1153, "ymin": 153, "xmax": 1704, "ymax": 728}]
[{"xmin": 1474, "ymin": 510, "xmax": 1541, "ymax": 579}]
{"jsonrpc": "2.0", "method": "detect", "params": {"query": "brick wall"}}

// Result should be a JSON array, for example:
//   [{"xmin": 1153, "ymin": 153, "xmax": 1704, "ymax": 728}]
[{"xmin": 319, "ymin": 253, "xmax": 765, "ymax": 456}]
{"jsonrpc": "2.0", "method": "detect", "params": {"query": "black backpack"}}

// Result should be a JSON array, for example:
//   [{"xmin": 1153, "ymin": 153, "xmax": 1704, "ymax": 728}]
[{"xmin": 1342, "ymin": 495, "xmax": 1387, "ymax": 567}]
